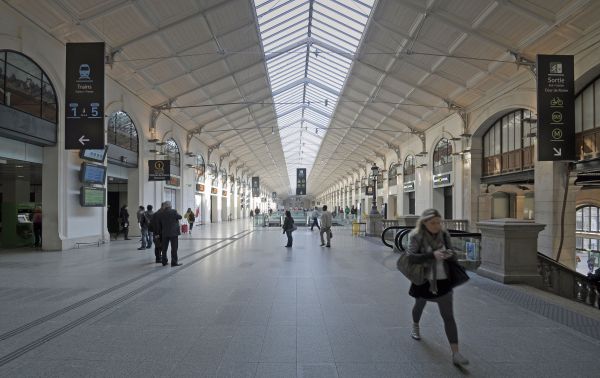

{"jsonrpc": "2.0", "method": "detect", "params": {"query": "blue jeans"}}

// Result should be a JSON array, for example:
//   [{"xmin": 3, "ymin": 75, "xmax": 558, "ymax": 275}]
[
  {"xmin": 311, "ymin": 218, "xmax": 320, "ymax": 230},
  {"xmin": 141, "ymin": 228, "xmax": 152, "ymax": 248},
  {"xmin": 285, "ymin": 230, "xmax": 293, "ymax": 246}
]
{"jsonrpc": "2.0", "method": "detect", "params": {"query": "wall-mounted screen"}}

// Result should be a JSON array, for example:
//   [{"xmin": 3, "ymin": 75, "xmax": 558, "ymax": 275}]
[
  {"xmin": 80, "ymin": 162, "xmax": 106, "ymax": 184},
  {"xmin": 79, "ymin": 146, "xmax": 108, "ymax": 163},
  {"xmin": 80, "ymin": 187, "xmax": 106, "ymax": 207}
]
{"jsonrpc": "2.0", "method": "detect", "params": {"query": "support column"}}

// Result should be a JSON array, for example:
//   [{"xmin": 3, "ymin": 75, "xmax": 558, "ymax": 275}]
[
  {"xmin": 477, "ymin": 219, "xmax": 545, "ymax": 286},
  {"xmin": 0, "ymin": 177, "xmax": 31, "ymax": 247}
]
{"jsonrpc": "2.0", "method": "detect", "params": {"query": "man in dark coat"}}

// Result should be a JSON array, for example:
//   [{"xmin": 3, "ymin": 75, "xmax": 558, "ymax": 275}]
[
  {"xmin": 150, "ymin": 202, "xmax": 166, "ymax": 263},
  {"xmin": 158, "ymin": 201, "xmax": 183, "ymax": 266}
]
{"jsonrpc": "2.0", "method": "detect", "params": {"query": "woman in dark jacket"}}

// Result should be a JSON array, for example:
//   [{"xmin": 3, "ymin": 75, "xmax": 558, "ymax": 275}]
[
  {"xmin": 406, "ymin": 208, "xmax": 468, "ymax": 366},
  {"xmin": 282, "ymin": 210, "xmax": 294, "ymax": 247},
  {"xmin": 119, "ymin": 205, "xmax": 130, "ymax": 240}
]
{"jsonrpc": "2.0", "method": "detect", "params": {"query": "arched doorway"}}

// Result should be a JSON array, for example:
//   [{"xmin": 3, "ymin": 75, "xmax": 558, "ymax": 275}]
[
  {"xmin": 0, "ymin": 50, "xmax": 58, "ymax": 248},
  {"xmin": 432, "ymin": 139, "xmax": 453, "ymax": 219},
  {"xmin": 403, "ymin": 155, "xmax": 416, "ymax": 215},
  {"xmin": 105, "ymin": 111, "xmax": 139, "ymax": 239}
]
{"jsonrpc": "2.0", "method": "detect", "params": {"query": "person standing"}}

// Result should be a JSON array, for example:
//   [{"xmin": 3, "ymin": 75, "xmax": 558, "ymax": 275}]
[
  {"xmin": 282, "ymin": 210, "xmax": 295, "ymax": 247},
  {"xmin": 319, "ymin": 205, "xmax": 332, "ymax": 247},
  {"xmin": 138, "ymin": 205, "xmax": 154, "ymax": 250},
  {"xmin": 350, "ymin": 205, "xmax": 357, "ymax": 221},
  {"xmin": 344, "ymin": 205, "xmax": 350, "ymax": 220},
  {"xmin": 119, "ymin": 205, "xmax": 130, "ymax": 240},
  {"xmin": 406, "ymin": 208, "xmax": 469, "ymax": 366},
  {"xmin": 184, "ymin": 208, "xmax": 195, "ymax": 234},
  {"xmin": 310, "ymin": 207, "xmax": 320, "ymax": 231},
  {"xmin": 32, "ymin": 207, "xmax": 42, "ymax": 248},
  {"xmin": 158, "ymin": 201, "xmax": 183, "ymax": 266},
  {"xmin": 150, "ymin": 203, "xmax": 166, "ymax": 263}
]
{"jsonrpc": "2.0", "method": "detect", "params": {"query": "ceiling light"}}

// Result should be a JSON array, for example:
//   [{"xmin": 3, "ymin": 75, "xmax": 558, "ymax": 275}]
[
  {"xmin": 16, "ymin": 165, "xmax": 24, "ymax": 168},
  {"xmin": 17, "ymin": 175, "xmax": 24, "ymax": 178}
]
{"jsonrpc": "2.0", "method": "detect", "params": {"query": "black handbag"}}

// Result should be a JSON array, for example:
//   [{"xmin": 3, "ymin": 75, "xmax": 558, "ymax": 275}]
[{"xmin": 447, "ymin": 260, "xmax": 469, "ymax": 288}]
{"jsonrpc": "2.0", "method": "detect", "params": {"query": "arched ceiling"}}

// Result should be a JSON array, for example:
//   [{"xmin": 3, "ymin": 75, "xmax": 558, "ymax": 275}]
[{"xmin": 7, "ymin": 0, "xmax": 600, "ymax": 197}]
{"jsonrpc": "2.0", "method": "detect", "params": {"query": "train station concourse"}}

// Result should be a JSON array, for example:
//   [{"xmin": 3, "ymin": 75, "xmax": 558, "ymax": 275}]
[{"xmin": 1, "ymin": 0, "xmax": 600, "ymax": 376}]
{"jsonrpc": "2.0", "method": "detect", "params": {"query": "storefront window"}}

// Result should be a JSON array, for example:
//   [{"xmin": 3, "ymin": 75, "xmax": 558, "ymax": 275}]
[{"xmin": 1, "ymin": 50, "xmax": 57, "ymax": 123}]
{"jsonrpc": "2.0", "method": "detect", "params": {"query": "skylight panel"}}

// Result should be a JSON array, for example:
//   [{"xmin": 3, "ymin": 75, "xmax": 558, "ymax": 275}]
[{"xmin": 254, "ymin": 0, "xmax": 374, "ymax": 193}]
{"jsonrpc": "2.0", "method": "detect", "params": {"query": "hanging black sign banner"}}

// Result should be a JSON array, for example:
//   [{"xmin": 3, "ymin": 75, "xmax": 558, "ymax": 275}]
[
  {"xmin": 65, "ymin": 42, "xmax": 105, "ymax": 149},
  {"xmin": 537, "ymin": 55, "xmax": 575, "ymax": 161},
  {"xmin": 148, "ymin": 160, "xmax": 170, "ymax": 181},
  {"xmin": 252, "ymin": 177, "xmax": 260, "ymax": 197},
  {"xmin": 296, "ymin": 168, "xmax": 306, "ymax": 195}
]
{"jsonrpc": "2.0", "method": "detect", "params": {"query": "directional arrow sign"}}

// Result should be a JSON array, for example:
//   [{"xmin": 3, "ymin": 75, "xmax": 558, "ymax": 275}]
[
  {"xmin": 65, "ymin": 43, "xmax": 105, "ymax": 149},
  {"xmin": 79, "ymin": 135, "xmax": 90, "ymax": 146},
  {"xmin": 553, "ymin": 147, "xmax": 562, "ymax": 157}
]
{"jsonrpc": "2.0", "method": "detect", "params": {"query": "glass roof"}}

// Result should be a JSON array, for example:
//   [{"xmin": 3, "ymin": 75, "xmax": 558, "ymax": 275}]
[{"xmin": 254, "ymin": 0, "xmax": 375, "ymax": 194}]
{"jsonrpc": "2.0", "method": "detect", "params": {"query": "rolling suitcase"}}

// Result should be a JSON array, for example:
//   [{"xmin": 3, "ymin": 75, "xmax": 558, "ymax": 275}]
[{"xmin": 181, "ymin": 223, "xmax": 189, "ymax": 234}]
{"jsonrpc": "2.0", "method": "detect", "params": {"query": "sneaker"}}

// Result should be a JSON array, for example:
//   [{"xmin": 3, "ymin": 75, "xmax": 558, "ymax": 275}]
[
  {"xmin": 452, "ymin": 352, "xmax": 469, "ymax": 366},
  {"xmin": 137, "ymin": 247, "xmax": 145, "ymax": 250},
  {"xmin": 411, "ymin": 324, "xmax": 421, "ymax": 340}
]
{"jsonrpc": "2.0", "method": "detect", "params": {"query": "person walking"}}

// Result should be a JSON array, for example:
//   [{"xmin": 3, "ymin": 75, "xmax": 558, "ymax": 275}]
[
  {"xmin": 310, "ymin": 207, "xmax": 320, "ymax": 231},
  {"xmin": 32, "ymin": 207, "xmax": 42, "ymax": 248},
  {"xmin": 344, "ymin": 205, "xmax": 350, "ymax": 220},
  {"xmin": 406, "ymin": 208, "xmax": 469, "ymax": 366},
  {"xmin": 350, "ymin": 205, "xmax": 357, "ymax": 221},
  {"xmin": 150, "ymin": 202, "xmax": 166, "ymax": 263},
  {"xmin": 249, "ymin": 209, "xmax": 254, "ymax": 218},
  {"xmin": 158, "ymin": 201, "xmax": 183, "ymax": 266},
  {"xmin": 184, "ymin": 208, "xmax": 195, "ymax": 234},
  {"xmin": 319, "ymin": 205, "xmax": 332, "ymax": 247},
  {"xmin": 119, "ymin": 205, "xmax": 131, "ymax": 240},
  {"xmin": 138, "ymin": 205, "xmax": 154, "ymax": 250},
  {"xmin": 282, "ymin": 210, "xmax": 295, "ymax": 247}
]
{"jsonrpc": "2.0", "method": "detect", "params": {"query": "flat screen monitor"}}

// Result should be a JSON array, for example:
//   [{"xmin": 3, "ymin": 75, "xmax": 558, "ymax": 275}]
[
  {"xmin": 79, "ymin": 146, "xmax": 108, "ymax": 163},
  {"xmin": 80, "ymin": 162, "xmax": 106, "ymax": 185},
  {"xmin": 80, "ymin": 187, "xmax": 106, "ymax": 207}
]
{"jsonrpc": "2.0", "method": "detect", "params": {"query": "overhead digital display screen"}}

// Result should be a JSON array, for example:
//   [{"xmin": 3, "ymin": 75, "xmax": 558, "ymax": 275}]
[
  {"xmin": 79, "ymin": 146, "xmax": 107, "ymax": 163},
  {"xmin": 80, "ymin": 187, "xmax": 106, "ymax": 207},
  {"xmin": 80, "ymin": 162, "xmax": 106, "ymax": 184}
]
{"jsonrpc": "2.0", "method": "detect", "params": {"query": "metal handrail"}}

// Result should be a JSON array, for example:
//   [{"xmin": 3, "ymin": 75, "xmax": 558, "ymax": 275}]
[{"xmin": 381, "ymin": 226, "xmax": 412, "ymax": 249}]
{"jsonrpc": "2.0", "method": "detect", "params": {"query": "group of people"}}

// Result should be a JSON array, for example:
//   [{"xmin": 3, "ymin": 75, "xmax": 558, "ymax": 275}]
[
  {"xmin": 118, "ymin": 202, "xmax": 183, "ymax": 267},
  {"xmin": 282, "ymin": 205, "xmax": 333, "ymax": 248}
]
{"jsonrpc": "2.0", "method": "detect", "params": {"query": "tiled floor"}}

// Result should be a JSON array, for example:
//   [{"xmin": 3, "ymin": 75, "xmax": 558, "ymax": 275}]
[{"xmin": 0, "ymin": 220, "xmax": 598, "ymax": 377}]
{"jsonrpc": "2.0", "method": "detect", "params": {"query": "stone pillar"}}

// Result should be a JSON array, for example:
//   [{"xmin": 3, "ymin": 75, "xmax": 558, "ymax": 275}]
[
  {"xmin": 476, "ymin": 219, "xmax": 545, "ymax": 286},
  {"xmin": 516, "ymin": 194, "xmax": 525, "ymax": 220},
  {"xmin": 366, "ymin": 213, "xmax": 383, "ymax": 237},
  {"xmin": 535, "ymin": 161, "xmax": 576, "ymax": 268}
]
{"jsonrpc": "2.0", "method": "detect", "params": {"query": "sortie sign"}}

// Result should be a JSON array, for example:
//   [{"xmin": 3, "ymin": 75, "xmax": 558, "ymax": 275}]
[
  {"xmin": 65, "ymin": 42, "xmax": 105, "ymax": 149},
  {"xmin": 536, "ymin": 55, "xmax": 575, "ymax": 161}
]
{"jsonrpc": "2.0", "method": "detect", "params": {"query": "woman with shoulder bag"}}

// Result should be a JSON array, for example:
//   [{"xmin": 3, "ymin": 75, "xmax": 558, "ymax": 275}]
[
  {"xmin": 405, "ymin": 208, "xmax": 469, "ymax": 366},
  {"xmin": 282, "ymin": 210, "xmax": 295, "ymax": 247}
]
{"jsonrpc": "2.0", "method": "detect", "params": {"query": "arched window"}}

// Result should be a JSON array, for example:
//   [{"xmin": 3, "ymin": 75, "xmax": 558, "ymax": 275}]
[
  {"xmin": 575, "ymin": 76, "xmax": 600, "ymax": 160},
  {"xmin": 433, "ymin": 138, "xmax": 453, "ymax": 175},
  {"xmin": 0, "ymin": 50, "xmax": 58, "ymax": 123},
  {"xmin": 482, "ymin": 109, "xmax": 535, "ymax": 176},
  {"xmin": 403, "ymin": 155, "xmax": 415, "ymax": 183},
  {"xmin": 388, "ymin": 163, "xmax": 398, "ymax": 186},
  {"xmin": 220, "ymin": 168, "xmax": 227, "ymax": 185},
  {"xmin": 576, "ymin": 205, "xmax": 600, "ymax": 274},
  {"xmin": 195, "ymin": 154, "xmax": 205, "ymax": 182},
  {"xmin": 164, "ymin": 138, "xmax": 180, "ymax": 176},
  {"xmin": 107, "ymin": 111, "xmax": 138, "ymax": 152}
]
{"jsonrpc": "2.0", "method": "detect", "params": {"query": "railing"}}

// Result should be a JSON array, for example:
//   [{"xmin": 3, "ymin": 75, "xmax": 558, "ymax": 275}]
[
  {"xmin": 381, "ymin": 226, "xmax": 481, "ymax": 270},
  {"xmin": 537, "ymin": 253, "xmax": 600, "ymax": 309},
  {"xmin": 441, "ymin": 219, "xmax": 469, "ymax": 231}
]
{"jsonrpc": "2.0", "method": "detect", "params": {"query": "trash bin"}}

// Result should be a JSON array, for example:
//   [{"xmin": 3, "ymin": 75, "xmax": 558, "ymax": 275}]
[{"xmin": 352, "ymin": 221, "xmax": 359, "ymax": 236}]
